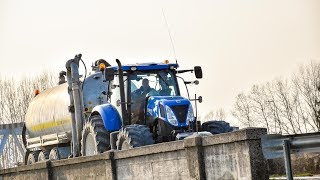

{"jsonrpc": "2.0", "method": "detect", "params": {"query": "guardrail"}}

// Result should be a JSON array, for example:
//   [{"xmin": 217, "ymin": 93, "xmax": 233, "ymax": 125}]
[{"xmin": 261, "ymin": 132, "xmax": 320, "ymax": 180}]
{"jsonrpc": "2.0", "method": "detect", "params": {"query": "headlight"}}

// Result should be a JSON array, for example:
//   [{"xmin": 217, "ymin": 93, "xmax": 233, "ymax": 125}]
[
  {"xmin": 130, "ymin": 66, "xmax": 137, "ymax": 71},
  {"xmin": 186, "ymin": 105, "xmax": 194, "ymax": 125},
  {"xmin": 166, "ymin": 106, "xmax": 178, "ymax": 126}
]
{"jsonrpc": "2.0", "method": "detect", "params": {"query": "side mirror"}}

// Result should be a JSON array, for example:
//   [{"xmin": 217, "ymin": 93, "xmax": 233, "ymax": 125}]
[
  {"xmin": 198, "ymin": 96, "xmax": 202, "ymax": 103},
  {"xmin": 194, "ymin": 66, "xmax": 202, "ymax": 79},
  {"xmin": 105, "ymin": 68, "xmax": 115, "ymax": 81}
]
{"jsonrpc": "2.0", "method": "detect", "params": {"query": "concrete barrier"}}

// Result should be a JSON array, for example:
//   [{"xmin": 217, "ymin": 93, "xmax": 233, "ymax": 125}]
[{"xmin": 0, "ymin": 128, "xmax": 268, "ymax": 180}]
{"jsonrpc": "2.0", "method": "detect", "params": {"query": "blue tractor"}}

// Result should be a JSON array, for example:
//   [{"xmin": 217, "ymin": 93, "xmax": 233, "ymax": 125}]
[{"xmin": 80, "ymin": 57, "xmax": 233, "ymax": 155}]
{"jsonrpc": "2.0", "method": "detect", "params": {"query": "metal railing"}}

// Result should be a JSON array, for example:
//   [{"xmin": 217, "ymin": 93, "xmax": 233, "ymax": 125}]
[
  {"xmin": 0, "ymin": 122, "xmax": 25, "ymax": 169},
  {"xmin": 261, "ymin": 132, "xmax": 320, "ymax": 180}
]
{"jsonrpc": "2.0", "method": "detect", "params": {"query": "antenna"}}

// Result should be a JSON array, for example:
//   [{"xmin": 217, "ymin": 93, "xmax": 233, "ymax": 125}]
[{"xmin": 162, "ymin": 8, "xmax": 178, "ymax": 64}]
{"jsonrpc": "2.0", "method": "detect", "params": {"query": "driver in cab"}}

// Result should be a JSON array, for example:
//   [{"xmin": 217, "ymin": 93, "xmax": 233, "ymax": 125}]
[
  {"xmin": 131, "ymin": 78, "xmax": 155, "ymax": 124},
  {"xmin": 133, "ymin": 78, "xmax": 154, "ymax": 96}
]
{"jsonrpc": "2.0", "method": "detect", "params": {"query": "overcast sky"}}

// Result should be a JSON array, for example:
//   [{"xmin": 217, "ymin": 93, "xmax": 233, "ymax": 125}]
[{"xmin": 1, "ymin": 0, "xmax": 320, "ymax": 126}]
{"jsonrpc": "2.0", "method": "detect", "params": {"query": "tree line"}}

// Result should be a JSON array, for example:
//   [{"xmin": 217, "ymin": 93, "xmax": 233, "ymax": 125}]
[
  {"xmin": 232, "ymin": 61, "xmax": 320, "ymax": 134},
  {"xmin": 0, "ymin": 71, "xmax": 56, "ymax": 125}
]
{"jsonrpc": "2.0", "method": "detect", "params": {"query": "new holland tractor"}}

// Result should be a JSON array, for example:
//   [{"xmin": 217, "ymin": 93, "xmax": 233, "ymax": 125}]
[{"xmin": 23, "ymin": 54, "xmax": 233, "ymax": 164}]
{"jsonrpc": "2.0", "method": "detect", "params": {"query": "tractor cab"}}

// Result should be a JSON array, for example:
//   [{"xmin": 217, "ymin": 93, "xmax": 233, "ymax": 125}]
[
  {"xmin": 104, "ymin": 61, "xmax": 203, "ymax": 143},
  {"xmin": 128, "ymin": 69, "xmax": 180, "ymax": 124}
]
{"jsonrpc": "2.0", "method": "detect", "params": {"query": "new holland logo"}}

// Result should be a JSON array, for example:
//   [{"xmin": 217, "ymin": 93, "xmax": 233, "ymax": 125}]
[{"xmin": 175, "ymin": 100, "xmax": 181, "ymax": 103}]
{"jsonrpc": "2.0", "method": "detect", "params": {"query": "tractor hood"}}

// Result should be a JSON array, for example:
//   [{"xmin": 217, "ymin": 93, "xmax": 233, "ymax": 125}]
[{"xmin": 146, "ymin": 96, "xmax": 194, "ymax": 127}]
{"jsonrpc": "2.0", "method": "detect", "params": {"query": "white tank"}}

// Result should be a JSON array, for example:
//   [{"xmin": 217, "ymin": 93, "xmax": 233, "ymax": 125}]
[{"xmin": 25, "ymin": 72, "xmax": 108, "ymax": 138}]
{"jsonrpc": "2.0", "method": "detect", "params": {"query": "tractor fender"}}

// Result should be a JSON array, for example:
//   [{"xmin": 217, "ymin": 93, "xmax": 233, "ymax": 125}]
[{"xmin": 91, "ymin": 104, "xmax": 122, "ymax": 132}]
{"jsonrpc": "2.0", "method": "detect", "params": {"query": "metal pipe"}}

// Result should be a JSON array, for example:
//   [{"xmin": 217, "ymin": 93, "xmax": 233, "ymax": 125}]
[
  {"xmin": 66, "ymin": 69, "xmax": 78, "ymax": 157},
  {"xmin": 194, "ymin": 94, "xmax": 198, "ymax": 133},
  {"xmin": 70, "ymin": 62, "xmax": 84, "ymax": 155},
  {"xmin": 127, "ymin": 74, "xmax": 132, "ymax": 125},
  {"xmin": 116, "ymin": 59, "xmax": 128, "ymax": 126},
  {"xmin": 283, "ymin": 140, "xmax": 293, "ymax": 180},
  {"xmin": 66, "ymin": 54, "xmax": 84, "ymax": 157}
]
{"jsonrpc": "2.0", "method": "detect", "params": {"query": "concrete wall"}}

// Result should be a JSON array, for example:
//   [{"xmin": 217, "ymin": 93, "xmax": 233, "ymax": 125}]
[{"xmin": 0, "ymin": 128, "xmax": 268, "ymax": 180}]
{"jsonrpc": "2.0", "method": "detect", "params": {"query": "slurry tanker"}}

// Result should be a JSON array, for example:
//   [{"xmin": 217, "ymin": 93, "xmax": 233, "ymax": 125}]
[{"xmin": 23, "ymin": 54, "xmax": 233, "ymax": 164}]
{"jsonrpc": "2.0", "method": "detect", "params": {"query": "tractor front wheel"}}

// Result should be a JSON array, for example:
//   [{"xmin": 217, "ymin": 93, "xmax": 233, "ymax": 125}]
[{"xmin": 116, "ymin": 124, "xmax": 154, "ymax": 150}]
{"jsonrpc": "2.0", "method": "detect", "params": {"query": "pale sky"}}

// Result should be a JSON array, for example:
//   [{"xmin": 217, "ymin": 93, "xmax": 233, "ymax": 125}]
[{"xmin": 1, "ymin": 0, "xmax": 320, "ymax": 126}]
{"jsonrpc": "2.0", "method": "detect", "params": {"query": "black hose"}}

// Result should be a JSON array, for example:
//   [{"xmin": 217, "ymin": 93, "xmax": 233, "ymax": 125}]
[
  {"xmin": 22, "ymin": 124, "xmax": 27, "ymax": 148},
  {"xmin": 116, "ymin": 59, "xmax": 128, "ymax": 126},
  {"xmin": 80, "ymin": 59, "xmax": 87, "ymax": 90}
]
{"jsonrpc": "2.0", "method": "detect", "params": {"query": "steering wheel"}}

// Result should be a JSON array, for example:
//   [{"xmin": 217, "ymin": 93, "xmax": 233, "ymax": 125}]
[{"xmin": 147, "ymin": 89, "xmax": 160, "ymax": 96}]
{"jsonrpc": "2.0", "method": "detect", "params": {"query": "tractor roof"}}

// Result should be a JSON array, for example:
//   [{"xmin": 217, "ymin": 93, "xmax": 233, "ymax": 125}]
[{"xmin": 111, "ymin": 63, "xmax": 178, "ymax": 71}]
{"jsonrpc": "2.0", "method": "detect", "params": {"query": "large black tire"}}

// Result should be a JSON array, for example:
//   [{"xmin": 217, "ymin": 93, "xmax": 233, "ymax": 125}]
[
  {"xmin": 116, "ymin": 124, "xmax": 154, "ymax": 150},
  {"xmin": 26, "ymin": 151, "xmax": 40, "ymax": 165},
  {"xmin": 81, "ymin": 115, "xmax": 110, "ymax": 156},
  {"xmin": 38, "ymin": 150, "xmax": 50, "ymax": 162},
  {"xmin": 202, "ymin": 120, "xmax": 233, "ymax": 135}
]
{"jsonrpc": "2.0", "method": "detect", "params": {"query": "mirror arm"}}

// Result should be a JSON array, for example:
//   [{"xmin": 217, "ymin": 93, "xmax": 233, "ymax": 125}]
[{"xmin": 176, "ymin": 69, "xmax": 193, "ymax": 74}]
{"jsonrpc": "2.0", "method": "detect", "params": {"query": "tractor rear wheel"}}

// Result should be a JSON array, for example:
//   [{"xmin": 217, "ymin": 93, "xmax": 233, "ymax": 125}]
[
  {"xmin": 116, "ymin": 124, "xmax": 154, "ymax": 150},
  {"xmin": 202, "ymin": 120, "xmax": 233, "ymax": 134},
  {"xmin": 26, "ymin": 151, "xmax": 40, "ymax": 165},
  {"xmin": 81, "ymin": 115, "xmax": 110, "ymax": 156}
]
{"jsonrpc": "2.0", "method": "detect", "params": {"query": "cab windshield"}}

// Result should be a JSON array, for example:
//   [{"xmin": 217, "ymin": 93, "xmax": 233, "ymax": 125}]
[{"xmin": 129, "ymin": 70, "xmax": 179, "ymax": 97}]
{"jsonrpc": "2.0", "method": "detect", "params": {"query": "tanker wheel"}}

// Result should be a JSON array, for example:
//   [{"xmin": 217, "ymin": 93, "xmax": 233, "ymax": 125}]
[
  {"xmin": 116, "ymin": 124, "xmax": 154, "ymax": 150},
  {"xmin": 202, "ymin": 120, "xmax": 233, "ymax": 135},
  {"xmin": 38, "ymin": 150, "xmax": 50, "ymax": 162},
  {"xmin": 49, "ymin": 147, "xmax": 60, "ymax": 160},
  {"xmin": 81, "ymin": 115, "xmax": 110, "ymax": 156},
  {"xmin": 26, "ymin": 151, "xmax": 40, "ymax": 165}
]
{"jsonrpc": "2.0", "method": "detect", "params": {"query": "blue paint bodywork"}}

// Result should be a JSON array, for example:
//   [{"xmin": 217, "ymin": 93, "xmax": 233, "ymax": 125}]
[
  {"xmin": 91, "ymin": 104, "xmax": 122, "ymax": 132},
  {"xmin": 146, "ymin": 96, "xmax": 192, "ymax": 127}
]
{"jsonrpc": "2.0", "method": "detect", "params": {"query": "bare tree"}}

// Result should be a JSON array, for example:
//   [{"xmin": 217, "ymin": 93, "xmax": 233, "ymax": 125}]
[
  {"xmin": 203, "ymin": 108, "xmax": 226, "ymax": 122},
  {"xmin": 232, "ymin": 93, "xmax": 255, "ymax": 127},
  {"xmin": 0, "ymin": 77, "xmax": 5, "ymax": 124},
  {"xmin": 232, "ymin": 61, "xmax": 320, "ymax": 134},
  {"xmin": 273, "ymin": 78, "xmax": 303, "ymax": 134},
  {"xmin": 292, "ymin": 61, "xmax": 320, "ymax": 131},
  {"xmin": 248, "ymin": 85, "xmax": 273, "ymax": 133}
]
